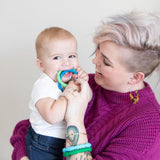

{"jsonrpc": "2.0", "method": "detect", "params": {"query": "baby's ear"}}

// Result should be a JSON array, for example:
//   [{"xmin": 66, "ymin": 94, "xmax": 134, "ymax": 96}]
[
  {"xmin": 129, "ymin": 72, "xmax": 145, "ymax": 85},
  {"xmin": 35, "ymin": 59, "xmax": 44, "ymax": 71}
]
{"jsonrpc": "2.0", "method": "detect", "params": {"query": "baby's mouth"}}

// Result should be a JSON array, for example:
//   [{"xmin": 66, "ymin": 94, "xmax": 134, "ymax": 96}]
[{"xmin": 61, "ymin": 72, "xmax": 73, "ymax": 82}]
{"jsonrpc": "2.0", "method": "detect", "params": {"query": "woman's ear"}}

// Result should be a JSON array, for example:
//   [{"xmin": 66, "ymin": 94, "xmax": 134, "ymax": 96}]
[
  {"xmin": 129, "ymin": 72, "xmax": 145, "ymax": 85},
  {"xmin": 35, "ymin": 59, "xmax": 44, "ymax": 71}
]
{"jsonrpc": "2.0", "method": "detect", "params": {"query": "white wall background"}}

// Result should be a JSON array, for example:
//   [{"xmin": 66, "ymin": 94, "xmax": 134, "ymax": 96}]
[{"xmin": 1, "ymin": 0, "xmax": 160, "ymax": 159}]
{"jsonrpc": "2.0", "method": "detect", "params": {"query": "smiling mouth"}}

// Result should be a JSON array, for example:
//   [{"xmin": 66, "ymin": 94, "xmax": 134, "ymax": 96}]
[
  {"xmin": 96, "ymin": 69, "xmax": 102, "ymax": 75},
  {"xmin": 97, "ymin": 72, "xmax": 102, "ymax": 75}
]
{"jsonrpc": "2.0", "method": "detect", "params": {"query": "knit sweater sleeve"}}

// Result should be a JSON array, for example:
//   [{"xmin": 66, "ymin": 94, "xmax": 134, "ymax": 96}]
[{"xmin": 10, "ymin": 119, "xmax": 30, "ymax": 160}]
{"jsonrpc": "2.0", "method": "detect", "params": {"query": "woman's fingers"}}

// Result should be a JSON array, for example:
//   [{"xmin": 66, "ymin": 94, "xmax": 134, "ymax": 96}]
[
  {"xmin": 62, "ymin": 78, "xmax": 92, "ymax": 103},
  {"xmin": 63, "ymin": 78, "xmax": 92, "ymax": 123},
  {"xmin": 62, "ymin": 84, "xmax": 79, "ymax": 100},
  {"xmin": 75, "ymin": 78, "xmax": 93, "ymax": 101}
]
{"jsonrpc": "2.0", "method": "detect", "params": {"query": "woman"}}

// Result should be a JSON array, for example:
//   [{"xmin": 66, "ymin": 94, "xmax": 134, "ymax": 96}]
[{"xmin": 10, "ymin": 11, "xmax": 160, "ymax": 160}]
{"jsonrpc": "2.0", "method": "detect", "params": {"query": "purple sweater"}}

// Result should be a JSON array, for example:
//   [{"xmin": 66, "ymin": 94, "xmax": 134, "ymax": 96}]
[{"xmin": 10, "ymin": 74, "xmax": 160, "ymax": 160}]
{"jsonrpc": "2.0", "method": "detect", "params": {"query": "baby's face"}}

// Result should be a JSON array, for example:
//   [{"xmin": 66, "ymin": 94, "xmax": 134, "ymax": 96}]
[{"xmin": 39, "ymin": 37, "xmax": 79, "ymax": 82}]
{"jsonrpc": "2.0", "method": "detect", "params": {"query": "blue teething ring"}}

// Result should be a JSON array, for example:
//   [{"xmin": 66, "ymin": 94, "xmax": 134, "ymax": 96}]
[{"xmin": 57, "ymin": 69, "xmax": 78, "ymax": 91}]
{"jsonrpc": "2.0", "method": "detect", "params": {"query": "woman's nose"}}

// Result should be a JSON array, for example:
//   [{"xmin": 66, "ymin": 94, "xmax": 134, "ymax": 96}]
[
  {"xmin": 92, "ymin": 56, "xmax": 96, "ymax": 64},
  {"xmin": 92, "ymin": 54, "xmax": 100, "ymax": 65}
]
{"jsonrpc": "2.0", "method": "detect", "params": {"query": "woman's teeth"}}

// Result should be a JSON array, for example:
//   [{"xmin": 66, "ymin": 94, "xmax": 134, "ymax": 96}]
[{"xmin": 96, "ymin": 69, "xmax": 102, "ymax": 75}]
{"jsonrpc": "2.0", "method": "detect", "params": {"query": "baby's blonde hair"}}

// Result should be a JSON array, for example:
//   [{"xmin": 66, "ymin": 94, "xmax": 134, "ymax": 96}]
[
  {"xmin": 35, "ymin": 27, "xmax": 76, "ymax": 58},
  {"xmin": 94, "ymin": 11, "xmax": 160, "ymax": 77}
]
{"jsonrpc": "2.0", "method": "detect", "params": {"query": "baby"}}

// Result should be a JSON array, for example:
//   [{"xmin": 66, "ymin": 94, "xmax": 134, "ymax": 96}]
[{"xmin": 25, "ymin": 27, "xmax": 88, "ymax": 160}]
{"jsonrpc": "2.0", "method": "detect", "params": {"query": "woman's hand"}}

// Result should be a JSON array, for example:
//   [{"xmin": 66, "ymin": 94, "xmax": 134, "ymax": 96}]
[
  {"xmin": 62, "ymin": 78, "xmax": 92, "ymax": 124},
  {"xmin": 20, "ymin": 156, "xmax": 30, "ymax": 160}
]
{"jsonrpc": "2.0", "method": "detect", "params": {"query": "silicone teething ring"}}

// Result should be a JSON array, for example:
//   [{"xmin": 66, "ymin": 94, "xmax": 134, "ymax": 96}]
[
  {"xmin": 57, "ymin": 71, "xmax": 67, "ymax": 88},
  {"xmin": 57, "ymin": 69, "xmax": 78, "ymax": 91}
]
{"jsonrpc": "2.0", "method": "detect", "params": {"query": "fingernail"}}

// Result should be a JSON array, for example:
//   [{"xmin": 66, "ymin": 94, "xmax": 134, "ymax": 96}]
[{"xmin": 73, "ymin": 77, "xmax": 78, "ymax": 81}]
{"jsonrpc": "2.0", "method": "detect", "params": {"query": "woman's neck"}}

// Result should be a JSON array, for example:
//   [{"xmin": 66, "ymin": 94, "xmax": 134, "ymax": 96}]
[{"xmin": 129, "ymin": 81, "xmax": 145, "ymax": 92}]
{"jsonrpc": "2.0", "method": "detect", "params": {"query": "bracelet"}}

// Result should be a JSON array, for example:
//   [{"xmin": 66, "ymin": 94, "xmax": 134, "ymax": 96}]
[
  {"xmin": 66, "ymin": 132, "xmax": 87, "ymax": 138},
  {"xmin": 63, "ymin": 147, "xmax": 92, "ymax": 157},
  {"xmin": 63, "ymin": 143, "xmax": 91, "ymax": 152}
]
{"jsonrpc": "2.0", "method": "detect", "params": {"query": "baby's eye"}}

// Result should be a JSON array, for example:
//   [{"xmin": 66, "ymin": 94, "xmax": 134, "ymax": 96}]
[
  {"xmin": 53, "ymin": 56, "xmax": 61, "ymax": 60},
  {"xmin": 69, "ymin": 55, "xmax": 76, "ymax": 58}
]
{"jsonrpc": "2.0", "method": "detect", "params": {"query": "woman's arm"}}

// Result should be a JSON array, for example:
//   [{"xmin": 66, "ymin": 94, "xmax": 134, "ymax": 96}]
[
  {"xmin": 65, "ymin": 123, "xmax": 92, "ymax": 160},
  {"xmin": 10, "ymin": 119, "xmax": 30, "ymax": 160},
  {"xmin": 62, "ymin": 79, "xmax": 93, "ymax": 160}
]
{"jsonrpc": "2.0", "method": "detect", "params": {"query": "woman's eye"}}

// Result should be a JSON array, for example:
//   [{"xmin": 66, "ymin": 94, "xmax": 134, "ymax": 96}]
[
  {"xmin": 53, "ymin": 56, "xmax": 61, "ymax": 60},
  {"xmin": 103, "ymin": 60, "xmax": 110, "ymax": 66},
  {"xmin": 69, "ymin": 55, "xmax": 76, "ymax": 58}
]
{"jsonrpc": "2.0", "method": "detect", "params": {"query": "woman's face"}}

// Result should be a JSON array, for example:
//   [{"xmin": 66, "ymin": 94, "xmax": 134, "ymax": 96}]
[{"xmin": 92, "ymin": 41, "xmax": 132, "ymax": 93}]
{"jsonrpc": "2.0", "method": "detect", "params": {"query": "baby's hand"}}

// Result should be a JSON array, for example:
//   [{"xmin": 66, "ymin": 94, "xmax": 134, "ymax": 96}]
[{"xmin": 76, "ymin": 66, "xmax": 89, "ymax": 81}]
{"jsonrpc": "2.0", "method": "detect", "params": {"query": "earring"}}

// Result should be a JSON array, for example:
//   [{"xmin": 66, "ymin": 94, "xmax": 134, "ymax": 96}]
[{"xmin": 130, "ymin": 91, "xmax": 139, "ymax": 104}]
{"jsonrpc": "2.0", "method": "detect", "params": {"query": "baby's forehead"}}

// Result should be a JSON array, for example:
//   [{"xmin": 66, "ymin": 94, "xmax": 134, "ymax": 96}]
[{"xmin": 43, "ymin": 36, "xmax": 77, "ymax": 46}]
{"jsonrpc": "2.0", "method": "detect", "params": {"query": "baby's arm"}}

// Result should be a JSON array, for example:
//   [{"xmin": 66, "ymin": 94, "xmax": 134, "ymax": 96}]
[
  {"xmin": 36, "ymin": 96, "xmax": 67, "ymax": 125},
  {"xmin": 76, "ymin": 66, "xmax": 89, "ymax": 81}
]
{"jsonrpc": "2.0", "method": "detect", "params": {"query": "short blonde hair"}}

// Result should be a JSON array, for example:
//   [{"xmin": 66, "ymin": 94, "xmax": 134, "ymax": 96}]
[
  {"xmin": 94, "ymin": 11, "xmax": 160, "ymax": 77},
  {"xmin": 35, "ymin": 27, "xmax": 76, "ymax": 58}
]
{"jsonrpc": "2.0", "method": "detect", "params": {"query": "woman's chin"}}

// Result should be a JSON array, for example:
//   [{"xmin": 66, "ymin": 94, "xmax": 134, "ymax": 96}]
[{"xmin": 94, "ymin": 73, "xmax": 103, "ymax": 85}]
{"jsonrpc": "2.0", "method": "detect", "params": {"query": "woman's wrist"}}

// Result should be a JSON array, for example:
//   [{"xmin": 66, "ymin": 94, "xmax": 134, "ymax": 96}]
[
  {"xmin": 67, "ymin": 121, "xmax": 86, "ymax": 134},
  {"xmin": 66, "ymin": 122, "xmax": 88, "ymax": 147},
  {"xmin": 64, "ymin": 122, "xmax": 92, "ymax": 160},
  {"xmin": 67, "ymin": 119, "xmax": 84, "ymax": 127},
  {"xmin": 65, "ymin": 111, "xmax": 86, "ymax": 125}
]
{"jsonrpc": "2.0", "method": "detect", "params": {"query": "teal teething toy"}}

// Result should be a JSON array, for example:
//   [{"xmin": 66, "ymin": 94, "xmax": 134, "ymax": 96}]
[{"xmin": 57, "ymin": 69, "xmax": 78, "ymax": 91}]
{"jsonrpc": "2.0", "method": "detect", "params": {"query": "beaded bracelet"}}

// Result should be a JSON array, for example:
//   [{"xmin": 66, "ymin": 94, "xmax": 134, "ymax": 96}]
[
  {"xmin": 63, "ymin": 143, "xmax": 91, "ymax": 152},
  {"xmin": 63, "ymin": 147, "xmax": 92, "ymax": 157}
]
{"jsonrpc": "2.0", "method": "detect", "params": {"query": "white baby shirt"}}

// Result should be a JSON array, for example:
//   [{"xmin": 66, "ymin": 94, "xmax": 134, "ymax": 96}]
[{"xmin": 29, "ymin": 73, "xmax": 66, "ymax": 139}]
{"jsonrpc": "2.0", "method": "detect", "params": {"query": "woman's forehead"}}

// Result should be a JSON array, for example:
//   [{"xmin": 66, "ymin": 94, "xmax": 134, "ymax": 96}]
[{"xmin": 100, "ymin": 41, "xmax": 133, "ymax": 68}]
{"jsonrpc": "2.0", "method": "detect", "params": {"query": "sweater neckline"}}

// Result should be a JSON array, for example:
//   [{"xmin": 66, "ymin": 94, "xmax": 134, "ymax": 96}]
[{"xmin": 100, "ymin": 82, "xmax": 153, "ymax": 105}]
